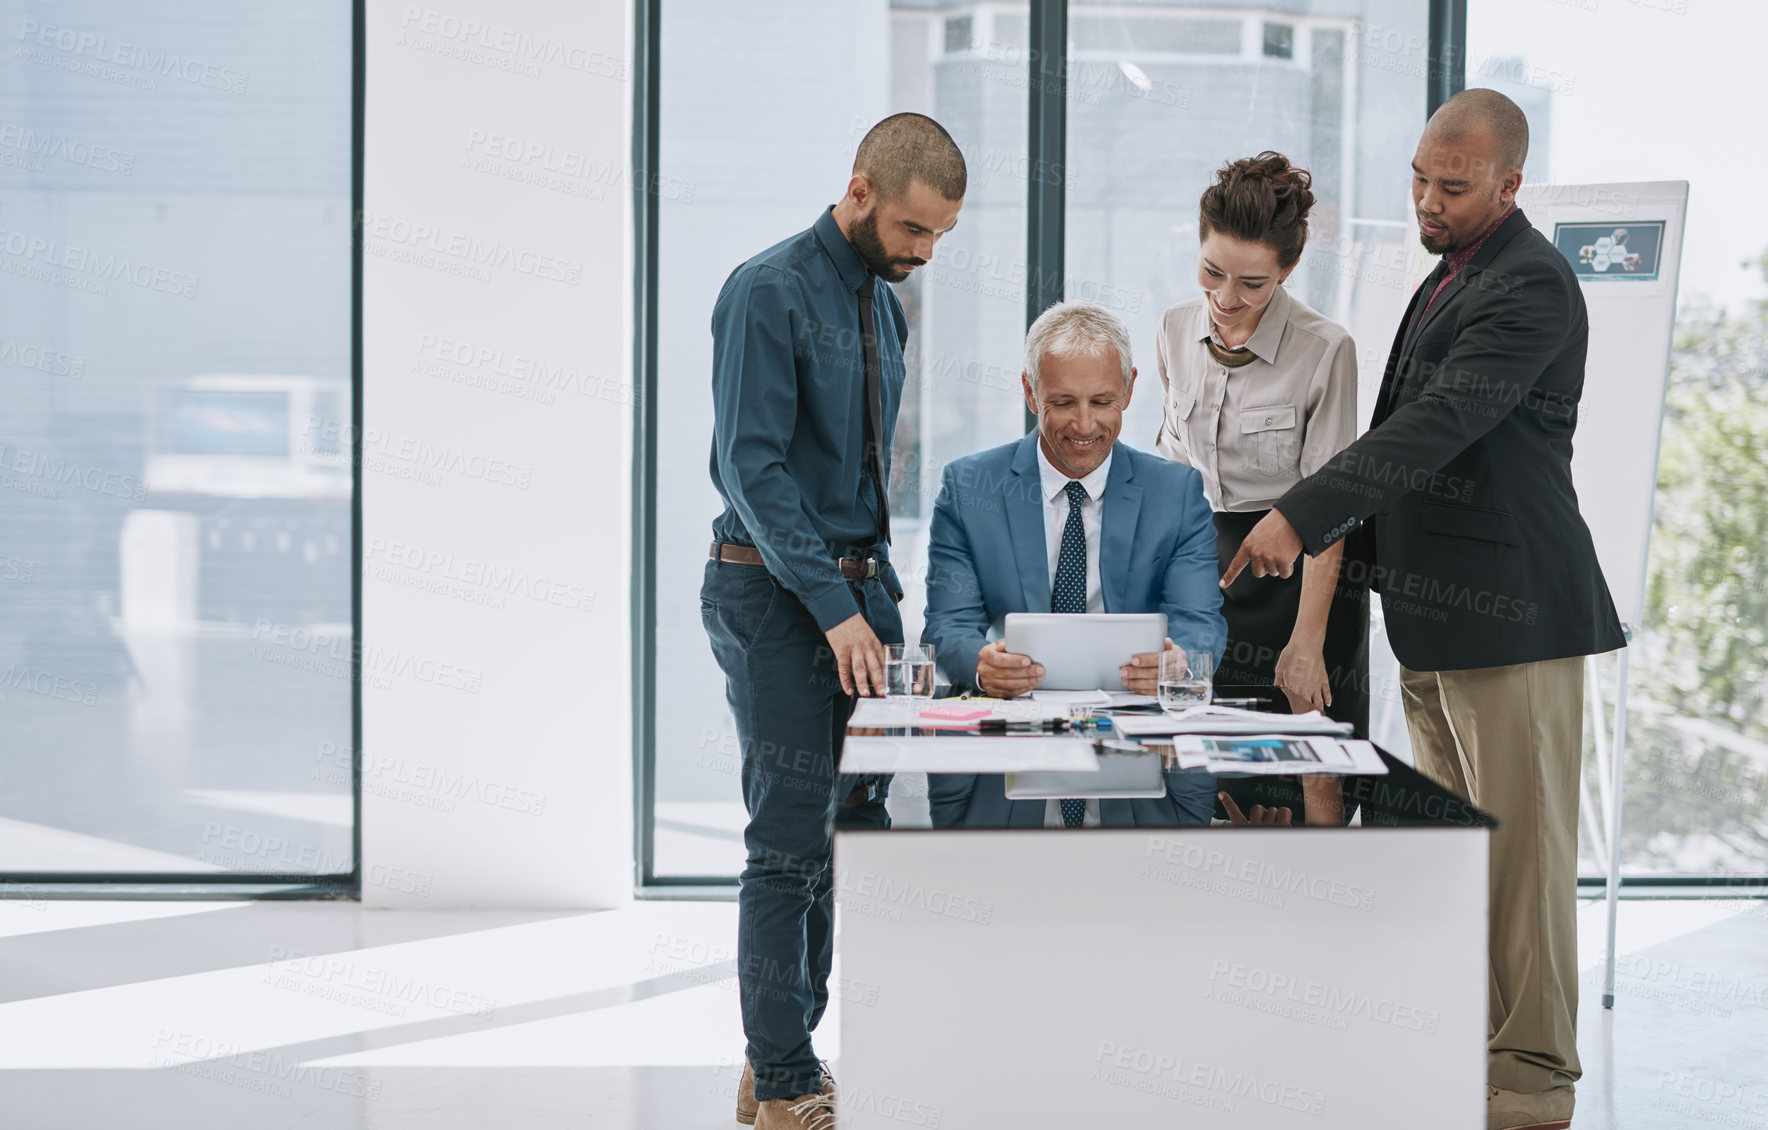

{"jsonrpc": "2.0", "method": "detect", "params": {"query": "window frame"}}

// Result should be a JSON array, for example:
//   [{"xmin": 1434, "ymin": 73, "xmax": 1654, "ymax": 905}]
[{"xmin": 0, "ymin": 0, "xmax": 365, "ymax": 900}]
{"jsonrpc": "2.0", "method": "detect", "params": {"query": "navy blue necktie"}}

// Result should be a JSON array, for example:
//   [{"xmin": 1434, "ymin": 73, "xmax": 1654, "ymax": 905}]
[
  {"xmin": 1051, "ymin": 480, "xmax": 1089, "ymax": 615},
  {"xmin": 1053, "ymin": 478, "xmax": 1089, "ymax": 828},
  {"xmin": 855, "ymin": 279, "xmax": 891, "ymax": 544}
]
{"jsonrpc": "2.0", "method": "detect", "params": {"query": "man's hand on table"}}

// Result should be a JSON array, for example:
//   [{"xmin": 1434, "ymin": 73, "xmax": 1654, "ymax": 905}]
[
  {"xmin": 976, "ymin": 640, "xmax": 1044, "ymax": 698},
  {"xmin": 826, "ymin": 612, "xmax": 886, "ymax": 697},
  {"xmin": 1120, "ymin": 637, "xmax": 1178, "ymax": 696}
]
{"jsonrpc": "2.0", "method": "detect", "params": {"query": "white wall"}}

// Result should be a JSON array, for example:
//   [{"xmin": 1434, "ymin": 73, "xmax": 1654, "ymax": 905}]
[{"xmin": 361, "ymin": 0, "xmax": 633, "ymax": 908}]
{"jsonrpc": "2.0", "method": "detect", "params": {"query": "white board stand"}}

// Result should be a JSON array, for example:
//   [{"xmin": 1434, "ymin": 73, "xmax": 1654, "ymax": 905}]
[
  {"xmin": 1600, "ymin": 636, "xmax": 1633, "ymax": 1009},
  {"xmin": 1517, "ymin": 182, "xmax": 1688, "ymax": 1006}
]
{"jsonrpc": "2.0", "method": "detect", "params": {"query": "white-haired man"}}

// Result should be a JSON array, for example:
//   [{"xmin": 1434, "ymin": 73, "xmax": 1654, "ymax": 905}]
[{"xmin": 921, "ymin": 300, "xmax": 1227, "ymax": 828}]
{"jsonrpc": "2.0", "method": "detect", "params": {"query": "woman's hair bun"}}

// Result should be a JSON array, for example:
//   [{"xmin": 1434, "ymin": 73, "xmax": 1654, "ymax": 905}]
[{"xmin": 1198, "ymin": 151, "xmax": 1315, "ymax": 269}]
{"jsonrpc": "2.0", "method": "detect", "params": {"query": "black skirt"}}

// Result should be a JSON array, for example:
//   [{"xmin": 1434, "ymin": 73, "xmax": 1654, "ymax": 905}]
[
  {"xmin": 1211, "ymin": 508, "xmax": 1370, "ymax": 820},
  {"xmin": 1211, "ymin": 508, "xmax": 1370, "ymax": 733}
]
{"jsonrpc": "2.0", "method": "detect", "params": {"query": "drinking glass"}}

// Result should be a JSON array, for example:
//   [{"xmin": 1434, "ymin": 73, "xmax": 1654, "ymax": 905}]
[
  {"xmin": 1157, "ymin": 648, "xmax": 1212, "ymax": 714},
  {"xmin": 884, "ymin": 643, "xmax": 936, "ymax": 699}
]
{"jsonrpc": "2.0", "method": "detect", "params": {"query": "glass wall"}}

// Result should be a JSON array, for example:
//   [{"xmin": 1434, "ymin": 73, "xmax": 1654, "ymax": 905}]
[
  {"xmin": 653, "ymin": 0, "xmax": 1030, "ymax": 877},
  {"xmin": 1470, "ymin": 0, "xmax": 1768, "ymax": 881},
  {"xmin": 0, "ymin": 2, "xmax": 354, "ymax": 876}
]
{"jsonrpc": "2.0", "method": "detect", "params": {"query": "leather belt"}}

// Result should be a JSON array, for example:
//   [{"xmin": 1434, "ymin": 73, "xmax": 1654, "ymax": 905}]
[{"xmin": 710, "ymin": 541, "xmax": 879, "ymax": 580}]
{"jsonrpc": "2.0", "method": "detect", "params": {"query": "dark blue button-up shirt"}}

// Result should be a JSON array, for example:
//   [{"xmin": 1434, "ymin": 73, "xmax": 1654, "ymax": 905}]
[{"xmin": 709, "ymin": 207, "xmax": 908, "ymax": 631}]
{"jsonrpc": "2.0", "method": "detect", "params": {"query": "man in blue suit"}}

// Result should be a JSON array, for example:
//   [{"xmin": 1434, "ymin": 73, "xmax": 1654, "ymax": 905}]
[{"xmin": 921, "ymin": 300, "xmax": 1227, "ymax": 829}]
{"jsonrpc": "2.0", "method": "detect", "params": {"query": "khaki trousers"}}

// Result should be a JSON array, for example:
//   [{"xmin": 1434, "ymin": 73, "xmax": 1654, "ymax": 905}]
[{"xmin": 1399, "ymin": 657, "xmax": 1584, "ymax": 1093}]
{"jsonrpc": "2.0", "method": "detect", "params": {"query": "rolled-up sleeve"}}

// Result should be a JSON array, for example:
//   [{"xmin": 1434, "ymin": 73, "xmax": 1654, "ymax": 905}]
[
  {"xmin": 711, "ymin": 266, "xmax": 857, "ymax": 630},
  {"xmin": 1298, "ymin": 334, "xmax": 1359, "ymax": 478},
  {"xmin": 1152, "ymin": 314, "xmax": 1192, "ymax": 467}
]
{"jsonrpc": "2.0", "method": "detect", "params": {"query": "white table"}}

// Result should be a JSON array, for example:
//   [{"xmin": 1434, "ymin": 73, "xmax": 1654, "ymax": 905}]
[{"xmin": 833, "ymin": 782, "xmax": 1491, "ymax": 1126}]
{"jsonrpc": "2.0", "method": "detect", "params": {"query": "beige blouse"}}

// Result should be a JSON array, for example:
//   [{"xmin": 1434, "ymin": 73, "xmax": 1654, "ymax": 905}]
[{"xmin": 1153, "ymin": 284, "xmax": 1358, "ymax": 513}]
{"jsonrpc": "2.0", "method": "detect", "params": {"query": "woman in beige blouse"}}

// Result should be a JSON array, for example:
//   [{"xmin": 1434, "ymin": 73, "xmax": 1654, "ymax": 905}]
[{"xmin": 1154, "ymin": 152, "xmax": 1368, "ymax": 824}]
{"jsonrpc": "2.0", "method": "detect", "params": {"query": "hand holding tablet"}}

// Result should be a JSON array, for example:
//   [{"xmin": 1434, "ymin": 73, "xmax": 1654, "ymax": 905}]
[
  {"xmin": 1119, "ymin": 638, "xmax": 1177, "ymax": 697},
  {"xmin": 1001, "ymin": 612, "xmax": 1169, "ymax": 693},
  {"xmin": 975, "ymin": 639, "xmax": 1045, "ymax": 698}
]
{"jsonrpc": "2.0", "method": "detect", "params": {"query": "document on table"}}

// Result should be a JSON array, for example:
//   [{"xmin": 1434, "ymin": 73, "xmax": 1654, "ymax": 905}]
[
  {"xmin": 1028, "ymin": 689, "xmax": 1160, "ymax": 708},
  {"xmin": 847, "ymin": 699, "xmax": 923, "ymax": 728},
  {"xmin": 840, "ymin": 736, "xmax": 1101, "ymax": 774},
  {"xmin": 1111, "ymin": 705, "xmax": 1354, "ymax": 738},
  {"xmin": 1163, "ymin": 736, "xmax": 1386, "ymax": 776},
  {"xmin": 848, "ymin": 698, "xmax": 1072, "ymax": 728}
]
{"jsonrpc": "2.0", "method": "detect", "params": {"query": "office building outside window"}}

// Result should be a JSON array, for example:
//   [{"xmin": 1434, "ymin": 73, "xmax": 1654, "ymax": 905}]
[{"xmin": 0, "ymin": 2, "xmax": 355, "ymax": 878}]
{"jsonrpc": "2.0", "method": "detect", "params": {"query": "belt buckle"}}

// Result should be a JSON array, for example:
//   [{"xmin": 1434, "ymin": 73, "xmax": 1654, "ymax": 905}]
[{"xmin": 840, "ymin": 554, "xmax": 879, "ymax": 580}]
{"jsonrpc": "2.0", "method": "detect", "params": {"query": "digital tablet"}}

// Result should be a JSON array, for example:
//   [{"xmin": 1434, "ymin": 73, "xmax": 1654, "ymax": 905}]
[
  {"xmin": 1002, "ymin": 612, "xmax": 1167, "ymax": 691},
  {"xmin": 1004, "ymin": 749, "xmax": 1169, "ymax": 800}
]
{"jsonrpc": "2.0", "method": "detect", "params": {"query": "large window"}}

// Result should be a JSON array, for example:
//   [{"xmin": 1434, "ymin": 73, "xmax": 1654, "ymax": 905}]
[
  {"xmin": 1469, "ymin": 0, "xmax": 1768, "ymax": 882},
  {"xmin": 638, "ymin": 0, "xmax": 1766, "ymax": 890},
  {"xmin": 648, "ymin": 0, "xmax": 1032, "ymax": 879},
  {"xmin": 641, "ymin": 0, "xmax": 1430, "ymax": 884},
  {"xmin": 0, "ymin": 3, "xmax": 355, "ymax": 880}
]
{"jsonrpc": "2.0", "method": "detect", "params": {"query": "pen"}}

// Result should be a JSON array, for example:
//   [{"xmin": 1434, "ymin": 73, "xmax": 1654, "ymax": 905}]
[{"xmin": 978, "ymin": 719, "xmax": 1070, "ymax": 733}]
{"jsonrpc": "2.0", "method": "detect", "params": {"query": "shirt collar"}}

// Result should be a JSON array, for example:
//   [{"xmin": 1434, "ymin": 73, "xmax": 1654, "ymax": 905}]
[
  {"xmin": 1195, "ymin": 283, "xmax": 1291, "ymax": 364},
  {"xmin": 1443, "ymin": 202, "xmax": 1518, "ymax": 275},
  {"xmin": 813, "ymin": 205, "xmax": 872, "ymax": 294},
  {"xmin": 1036, "ymin": 440, "xmax": 1114, "ymax": 504}
]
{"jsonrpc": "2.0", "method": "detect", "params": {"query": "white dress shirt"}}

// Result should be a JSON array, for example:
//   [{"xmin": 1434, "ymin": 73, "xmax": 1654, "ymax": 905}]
[
  {"xmin": 1035, "ymin": 442, "xmax": 1111, "ymax": 828},
  {"xmin": 1035, "ymin": 442, "xmax": 1111, "ymax": 615}
]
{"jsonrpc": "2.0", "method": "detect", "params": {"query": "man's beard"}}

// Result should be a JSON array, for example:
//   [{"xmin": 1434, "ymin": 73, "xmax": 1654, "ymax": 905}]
[
  {"xmin": 851, "ymin": 210, "xmax": 925, "ymax": 283},
  {"xmin": 1418, "ymin": 195, "xmax": 1506, "ymax": 255},
  {"xmin": 1418, "ymin": 227, "xmax": 1455, "ymax": 255}
]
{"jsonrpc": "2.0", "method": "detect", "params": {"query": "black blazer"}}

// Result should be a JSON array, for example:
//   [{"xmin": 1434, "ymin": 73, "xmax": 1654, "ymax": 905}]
[{"xmin": 1276, "ymin": 209, "xmax": 1626, "ymax": 672}]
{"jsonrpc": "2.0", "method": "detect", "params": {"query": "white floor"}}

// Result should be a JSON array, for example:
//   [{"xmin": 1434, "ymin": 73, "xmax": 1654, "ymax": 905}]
[{"xmin": 0, "ymin": 894, "xmax": 1761, "ymax": 1128}]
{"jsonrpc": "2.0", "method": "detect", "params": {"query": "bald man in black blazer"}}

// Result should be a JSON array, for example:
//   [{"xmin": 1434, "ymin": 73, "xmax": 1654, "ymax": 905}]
[{"xmin": 1224, "ymin": 91, "xmax": 1621, "ymax": 1130}]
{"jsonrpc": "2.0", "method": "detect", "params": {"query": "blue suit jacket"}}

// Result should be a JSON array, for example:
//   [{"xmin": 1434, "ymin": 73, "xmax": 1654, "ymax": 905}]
[{"xmin": 920, "ymin": 434, "xmax": 1226, "ymax": 829}]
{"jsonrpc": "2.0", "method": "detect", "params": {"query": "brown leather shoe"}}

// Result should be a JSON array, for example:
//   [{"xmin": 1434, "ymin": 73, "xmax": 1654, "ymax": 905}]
[
  {"xmin": 754, "ymin": 1091, "xmax": 837, "ymax": 1130},
  {"xmin": 1487, "ymin": 1084, "xmax": 1573, "ymax": 1130},
  {"xmin": 739, "ymin": 1060, "xmax": 834, "ymax": 1124},
  {"xmin": 736, "ymin": 1059, "xmax": 757, "ymax": 1124}
]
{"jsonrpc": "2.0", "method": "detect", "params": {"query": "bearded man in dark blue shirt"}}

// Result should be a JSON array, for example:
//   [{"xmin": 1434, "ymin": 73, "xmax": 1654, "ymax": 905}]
[{"xmin": 701, "ymin": 112, "xmax": 965, "ymax": 1130}]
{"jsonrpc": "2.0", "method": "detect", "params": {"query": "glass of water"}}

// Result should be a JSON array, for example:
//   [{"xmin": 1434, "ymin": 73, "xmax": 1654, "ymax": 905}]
[
  {"xmin": 884, "ymin": 643, "xmax": 936, "ymax": 699},
  {"xmin": 1158, "ymin": 648, "xmax": 1212, "ymax": 714}
]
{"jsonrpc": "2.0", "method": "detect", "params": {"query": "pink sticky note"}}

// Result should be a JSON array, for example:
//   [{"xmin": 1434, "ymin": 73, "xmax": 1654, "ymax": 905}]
[{"xmin": 919, "ymin": 704, "xmax": 992, "ymax": 723}]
